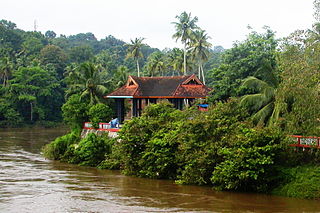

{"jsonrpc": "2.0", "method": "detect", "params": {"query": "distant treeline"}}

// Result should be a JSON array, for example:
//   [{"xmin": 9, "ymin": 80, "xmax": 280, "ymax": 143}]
[{"xmin": 0, "ymin": 18, "xmax": 224, "ymax": 127}]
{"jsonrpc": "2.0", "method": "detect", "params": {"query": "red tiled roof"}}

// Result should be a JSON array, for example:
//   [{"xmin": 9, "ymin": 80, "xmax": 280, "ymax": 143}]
[{"xmin": 107, "ymin": 74, "xmax": 211, "ymax": 98}]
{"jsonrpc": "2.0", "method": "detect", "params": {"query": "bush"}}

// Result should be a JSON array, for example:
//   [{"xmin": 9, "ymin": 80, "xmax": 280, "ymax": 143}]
[
  {"xmin": 72, "ymin": 133, "xmax": 114, "ymax": 167},
  {"xmin": 42, "ymin": 130, "xmax": 80, "ymax": 160},
  {"xmin": 118, "ymin": 102, "xmax": 184, "ymax": 177},
  {"xmin": 211, "ymin": 127, "xmax": 285, "ymax": 192},
  {"xmin": 272, "ymin": 165, "xmax": 320, "ymax": 199},
  {"xmin": 98, "ymin": 141, "xmax": 122, "ymax": 170},
  {"xmin": 176, "ymin": 99, "xmax": 248, "ymax": 185},
  {"xmin": 88, "ymin": 103, "xmax": 113, "ymax": 128},
  {"xmin": 62, "ymin": 94, "xmax": 89, "ymax": 130}
]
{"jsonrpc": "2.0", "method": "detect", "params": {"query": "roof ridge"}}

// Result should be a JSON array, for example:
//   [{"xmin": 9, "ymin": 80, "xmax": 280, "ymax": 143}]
[{"xmin": 130, "ymin": 75, "xmax": 191, "ymax": 79}]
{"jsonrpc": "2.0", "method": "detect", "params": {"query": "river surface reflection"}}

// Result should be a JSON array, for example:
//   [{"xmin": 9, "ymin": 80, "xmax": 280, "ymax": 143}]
[{"xmin": 0, "ymin": 128, "xmax": 319, "ymax": 213}]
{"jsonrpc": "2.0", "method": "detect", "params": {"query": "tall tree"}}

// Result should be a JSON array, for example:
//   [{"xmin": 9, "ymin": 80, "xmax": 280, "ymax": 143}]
[
  {"xmin": 39, "ymin": 45, "xmax": 68, "ymax": 79},
  {"xmin": 145, "ymin": 51, "xmax": 166, "ymax": 76},
  {"xmin": 45, "ymin": 30, "xmax": 56, "ymax": 39},
  {"xmin": 167, "ymin": 48, "xmax": 184, "ymax": 76},
  {"xmin": 113, "ymin": 65, "xmax": 129, "ymax": 87},
  {"xmin": 275, "ymin": 27, "xmax": 320, "ymax": 135},
  {"xmin": 66, "ymin": 62, "xmax": 108, "ymax": 105},
  {"xmin": 167, "ymin": 48, "xmax": 194, "ymax": 76},
  {"xmin": 126, "ymin": 37, "xmax": 145, "ymax": 77},
  {"xmin": 10, "ymin": 66, "xmax": 59, "ymax": 122},
  {"xmin": 208, "ymin": 27, "xmax": 278, "ymax": 101},
  {"xmin": 189, "ymin": 30, "xmax": 212, "ymax": 84},
  {"xmin": 0, "ymin": 56, "xmax": 13, "ymax": 87},
  {"xmin": 69, "ymin": 45, "xmax": 94, "ymax": 63},
  {"xmin": 172, "ymin": 11, "xmax": 199, "ymax": 75}
]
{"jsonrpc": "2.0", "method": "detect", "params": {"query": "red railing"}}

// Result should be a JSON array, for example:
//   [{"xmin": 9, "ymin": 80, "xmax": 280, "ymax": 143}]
[
  {"xmin": 83, "ymin": 122, "xmax": 120, "ymax": 132},
  {"xmin": 289, "ymin": 135, "xmax": 320, "ymax": 148}
]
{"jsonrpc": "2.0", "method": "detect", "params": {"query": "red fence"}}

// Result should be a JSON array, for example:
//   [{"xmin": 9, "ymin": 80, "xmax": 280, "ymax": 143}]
[
  {"xmin": 290, "ymin": 135, "xmax": 320, "ymax": 148},
  {"xmin": 83, "ymin": 122, "xmax": 120, "ymax": 132}
]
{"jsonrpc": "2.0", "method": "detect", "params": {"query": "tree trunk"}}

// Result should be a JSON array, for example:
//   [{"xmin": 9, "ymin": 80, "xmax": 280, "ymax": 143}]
[
  {"xmin": 198, "ymin": 65, "xmax": 201, "ymax": 80},
  {"xmin": 183, "ymin": 43, "xmax": 187, "ymax": 75},
  {"xmin": 30, "ymin": 102, "xmax": 33, "ymax": 122},
  {"xmin": 201, "ymin": 64, "xmax": 206, "ymax": 85},
  {"xmin": 136, "ymin": 59, "xmax": 140, "ymax": 77}
]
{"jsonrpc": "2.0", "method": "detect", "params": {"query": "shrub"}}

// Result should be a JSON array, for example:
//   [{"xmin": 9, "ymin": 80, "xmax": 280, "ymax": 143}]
[
  {"xmin": 98, "ymin": 141, "xmax": 122, "ymax": 170},
  {"xmin": 88, "ymin": 103, "xmax": 113, "ymax": 128},
  {"xmin": 72, "ymin": 133, "xmax": 113, "ymax": 167},
  {"xmin": 118, "ymin": 102, "xmax": 184, "ymax": 177},
  {"xmin": 272, "ymin": 165, "xmax": 320, "ymax": 199},
  {"xmin": 62, "ymin": 94, "xmax": 89, "ymax": 130},
  {"xmin": 176, "ymin": 99, "xmax": 248, "ymax": 185},
  {"xmin": 211, "ymin": 127, "xmax": 285, "ymax": 192},
  {"xmin": 42, "ymin": 130, "xmax": 80, "ymax": 160}
]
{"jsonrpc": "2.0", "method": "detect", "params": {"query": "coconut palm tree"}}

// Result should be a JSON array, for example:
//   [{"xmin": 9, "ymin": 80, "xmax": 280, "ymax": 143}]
[
  {"xmin": 126, "ymin": 37, "xmax": 145, "ymax": 77},
  {"xmin": 189, "ymin": 30, "xmax": 212, "ymax": 85},
  {"xmin": 146, "ymin": 52, "xmax": 166, "ymax": 76},
  {"xmin": 172, "ymin": 11, "xmax": 199, "ymax": 75},
  {"xmin": 113, "ymin": 65, "xmax": 129, "ymax": 87},
  {"xmin": 240, "ymin": 76, "xmax": 279, "ymax": 126},
  {"xmin": 167, "ymin": 48, "xmax": 194, "ymax": 76},
  {"xmin": 0, "ymin": 57, "xmax": 13, "ymax": 87},
  {"xmin": 67, "ymin": 62, "xmax": 107, "ymax": 105},
  {"xmin": 167, "ymin": 48, "xmax": 183, "ymax": 76}
]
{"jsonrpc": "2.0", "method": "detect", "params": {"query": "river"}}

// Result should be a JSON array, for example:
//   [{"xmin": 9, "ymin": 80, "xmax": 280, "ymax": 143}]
[{"xmin": 0, "ymin": 128, "xmax": 319, "ymax": 213}]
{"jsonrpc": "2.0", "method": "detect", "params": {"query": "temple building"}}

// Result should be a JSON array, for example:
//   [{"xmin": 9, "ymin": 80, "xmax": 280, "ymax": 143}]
[{"xmin": 106, "ymin": 74, "xmax": 212, "ymax": 123}]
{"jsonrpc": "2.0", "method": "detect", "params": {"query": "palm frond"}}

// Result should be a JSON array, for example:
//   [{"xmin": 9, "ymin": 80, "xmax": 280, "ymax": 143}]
[
  {"xmin": 240, "ymin": 93, "xmax": 270, "ymax": 112},
  {"xmin": 242, "ymin": 76, "xmax": 270, "ymax": 91},
  {"xmin": 80, "ymin": 89, "xmax": 90, "ymax": 101},
  {"xmin": 252, "ymin": 102, "xmax": 274, "ymax": 125}
]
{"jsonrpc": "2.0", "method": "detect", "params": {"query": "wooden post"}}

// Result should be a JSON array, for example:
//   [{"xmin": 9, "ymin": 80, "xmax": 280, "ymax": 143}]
[
  {"xmin": 138, "ymin": 98, "xmax": 142, "ymax": 116},
  {"xmin": 132, "ymin": 99, "xmax": 138, "ymax": 117},
  {"xmin": 116, "ymin": 98, "xmax": 125, "ymax": 123}
]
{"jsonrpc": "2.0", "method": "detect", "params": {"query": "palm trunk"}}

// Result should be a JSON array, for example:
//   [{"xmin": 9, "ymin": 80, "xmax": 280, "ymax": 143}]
[
  {"xmin": 201, "ymin": 64, "xmax": 206, "ymax": 85},
  {"xmin": 198, "ymin": 65, "xmax": 201, "ymax": 80},
  {"xmin": 136, "ymin": 59, "xmax": 140, "ymax": 77},
  {"xmin": 183, "ymin": 43, "xmax": 187, "ymax": 75},
  {"xmin": 3, "ymin": 71, "xmax": 8, "ymax": 87}
]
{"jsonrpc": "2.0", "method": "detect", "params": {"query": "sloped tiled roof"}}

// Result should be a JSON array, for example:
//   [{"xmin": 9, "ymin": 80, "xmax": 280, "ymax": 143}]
[{"xmin": 107, "ymin": 74, "xmax": 211, "ymax": 98}]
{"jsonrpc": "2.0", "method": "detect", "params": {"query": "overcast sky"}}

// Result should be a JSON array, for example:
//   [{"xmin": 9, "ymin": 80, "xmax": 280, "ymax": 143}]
[{"xmin": 1, "ymin": 0, "xmax": 315, "ymax": 50}]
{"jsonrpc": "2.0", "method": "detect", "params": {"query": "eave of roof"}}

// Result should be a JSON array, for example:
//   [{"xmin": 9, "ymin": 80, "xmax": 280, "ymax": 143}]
[{"xmin": 106, "ymin": 74, "xmax": 212, "ymax": 98}]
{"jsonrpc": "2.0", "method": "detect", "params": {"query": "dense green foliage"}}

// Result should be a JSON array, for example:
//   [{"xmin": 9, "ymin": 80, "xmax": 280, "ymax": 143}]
[
  {"xmin": 61, "ymin": 94, "xmax": 89, "ymax": 130},
  {"xmin": 211, "ymin": 128, "xmax": 285, "ymax": 192},
  {"xmin": 208, "ymin": 27, "xmax": 278, "ymax": 101},
  {"xmin": 88, "ymin": 103, "xmax": 113, "ymax": 128},
  {"xmin": 38, "ymin": 5, "xmax": 320, "ymax": 200},
  {"xmin": 99, "ymin": 102, "xmax": 286, "ymax": 192},
  {"xmin": 272, "ymin": 165, "xmax": 320, "ymax": 199},
  {"xmin": 0, "ymin": 17, "xmax": 222, "ymax": 127},
  {"xmin": 43, "ymin": 132, "xmax": 116, "ymax": 167},
  {"xmin": 0, "ymin": 20, "xmax": 160, "ymax": 127},
  {"xmin": 42, "ymin": 130, "xmax": 80, "ymax": 160}
]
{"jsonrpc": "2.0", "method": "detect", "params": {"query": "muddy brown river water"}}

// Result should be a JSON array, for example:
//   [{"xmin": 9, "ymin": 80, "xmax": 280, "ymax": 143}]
[{"xmin": 0, "ymin": 128, "xmax": 319, "ymax": 213}]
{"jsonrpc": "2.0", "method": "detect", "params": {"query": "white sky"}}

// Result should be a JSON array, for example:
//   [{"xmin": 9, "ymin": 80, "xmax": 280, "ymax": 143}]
[{"xmin": 1, "ymin": 0, "xmax": 315, "ymax": 50}]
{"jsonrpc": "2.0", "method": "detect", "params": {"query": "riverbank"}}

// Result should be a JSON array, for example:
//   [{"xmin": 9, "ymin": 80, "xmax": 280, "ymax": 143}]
[
  {"xmin": 271, "ymin": 165, "xmax": 320, "ymax": 199},
  {"xmin": 43, "ymin": 102, "xmax": 320, "ymax": 200},
  {"xmin": 4, "ymin": 127, "xmax": 320, "ymax": 212},
  {"xmin": 42, "ymin": 130, "xmax": 320, "ymax": 200}
]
